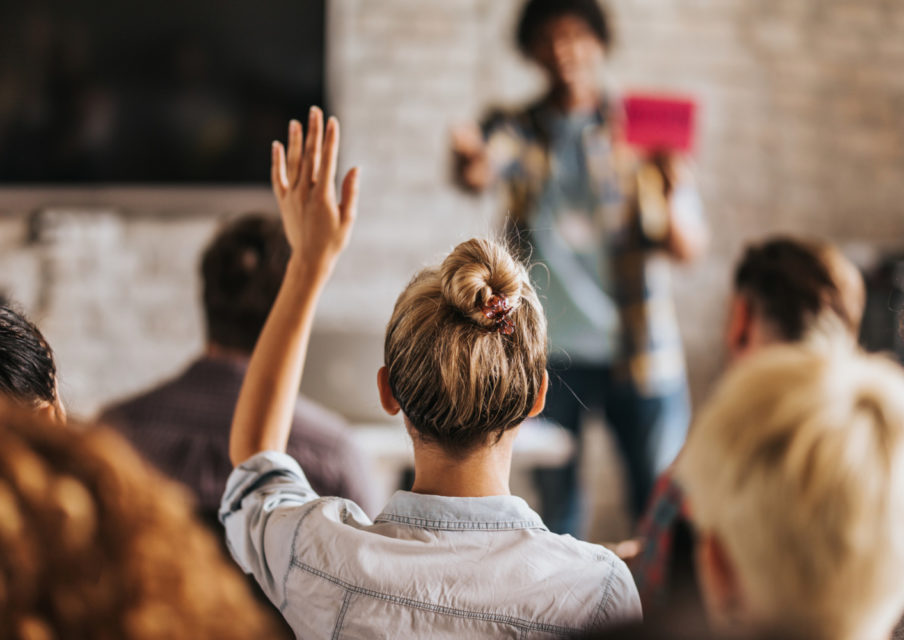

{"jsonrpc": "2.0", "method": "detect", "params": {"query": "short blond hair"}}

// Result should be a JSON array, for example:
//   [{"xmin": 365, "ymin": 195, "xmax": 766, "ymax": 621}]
[
  {"xmin": 0, "ymin": 404, "xmax": 283, "ymax": 639},
  {"xmin": 384, "ymin": 238, "xmax": 547, "ymax": 455},
  {"xmin": 676, "ymin": 343, "xmax": 904, "ymax": 640}
]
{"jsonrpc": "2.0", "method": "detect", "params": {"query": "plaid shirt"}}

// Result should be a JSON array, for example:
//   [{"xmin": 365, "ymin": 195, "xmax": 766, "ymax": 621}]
[
  {"xmin": 483, "ymin": 97, "xmax": 697, "ymax": 396},
  {"xmin": 631, "ymin": 470, "xmax": 691, "ymax": 608}
]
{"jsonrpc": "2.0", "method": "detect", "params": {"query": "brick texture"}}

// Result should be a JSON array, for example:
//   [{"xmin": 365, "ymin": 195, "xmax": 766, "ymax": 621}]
[{"xmin": 2, "ymin": 0, "xmax": 904, "ymax": 422}]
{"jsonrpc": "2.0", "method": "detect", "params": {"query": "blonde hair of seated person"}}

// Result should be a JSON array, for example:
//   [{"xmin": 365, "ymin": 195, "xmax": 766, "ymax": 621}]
[
  {"xmin": 0, "ymin": 405, "xmax": 282, "ymax": 639},
  {"xmin": 676, "ymin": 343, "xmax": 904, "ymax": 640},
  {"xmin": 383, "ymin": 237, "xmax": 548, "ymax": 457}
]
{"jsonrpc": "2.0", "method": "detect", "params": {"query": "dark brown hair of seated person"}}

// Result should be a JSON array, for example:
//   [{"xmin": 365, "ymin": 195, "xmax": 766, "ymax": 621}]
[
  {"xmin": 0, "ymin": 403, "xmax": 283, "ymax": 639},
  {"xmin": 0, "ymin": 301, "xmax": 57, "ymax": 407},
  {"xmin": 201, "ymin": 213, "xmax": 291, "ymax": 354},
  {"xmin": 734, "ymin": 237, "xmax": 865, "ymax": 341},
  {"xmin": 383, "ymin": 238, "xmax": 547, "ymax": 457}
]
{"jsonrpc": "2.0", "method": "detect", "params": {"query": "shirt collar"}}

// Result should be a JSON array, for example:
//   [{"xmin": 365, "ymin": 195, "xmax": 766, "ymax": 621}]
[{"xmin": 374, "ymin": 491, "xmax": 548, "ymax": 531}]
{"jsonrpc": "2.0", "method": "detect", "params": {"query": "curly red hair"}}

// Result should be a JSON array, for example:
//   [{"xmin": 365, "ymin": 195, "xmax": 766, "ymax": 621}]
[{"xmin": 0, "ymin": 403, "xmax": 284, "ymax": 639}]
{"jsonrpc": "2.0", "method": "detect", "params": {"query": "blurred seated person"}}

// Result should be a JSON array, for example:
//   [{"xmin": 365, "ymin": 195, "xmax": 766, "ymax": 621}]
[
  {"xmin": 676, "ymin": 343, "xmax": 904, "ymax": 640},
  {"xmin": 0, "ymin": 403, "xmax": 284, "ymax": 638},
  {"xmin": 631, "ymin": 237, "xmax": 865, "ymax": 611},
  {"xmin": 99, "ymin": 214, "xmax": 378, "ymax": 525},
  {"xmin": 0, "ymin": 299, "xmax": 66, "ymax": 422}
]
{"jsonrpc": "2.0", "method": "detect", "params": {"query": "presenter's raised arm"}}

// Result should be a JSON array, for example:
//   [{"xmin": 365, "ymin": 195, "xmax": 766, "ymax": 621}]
[{"xmin": 451, "ymin": 122, "xmax": 494, "ymax": 193}]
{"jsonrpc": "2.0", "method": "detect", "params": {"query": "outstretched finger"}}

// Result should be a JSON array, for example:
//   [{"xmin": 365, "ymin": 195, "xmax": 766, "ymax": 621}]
[
  {"xmin": 271, "ymin": 141, "xmax": 288, "ymax": 199},
  {"xmin": 339, "ymin": 167, "xmax": 360, "ymax": 227},
  {"xmin": 301, "ymin": 107, "xmax": 323, "ymax": 199},
  {"xmin": 318, "ymin": 117, "xmax": 340, "ymax": 201},
  {"xmin": 286, "ymin": 119, "xmax": 303, "ymax": 188}
]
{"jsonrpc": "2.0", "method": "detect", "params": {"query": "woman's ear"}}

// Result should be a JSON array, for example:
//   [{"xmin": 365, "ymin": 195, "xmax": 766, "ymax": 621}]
[
  {"xmin": 725, "ymin": 294, "xmax": 753, "ymax": 361},
  {"xmin": 36, "ymin": 398, "xmax": 66, "ymax": 425},
  {"xmin": 528, "ymin": 370, "xmax": 549, "ymax": 418},
  {"xmin": 377, "ymin": 367, "xmax": 401, "ymax": 416}
]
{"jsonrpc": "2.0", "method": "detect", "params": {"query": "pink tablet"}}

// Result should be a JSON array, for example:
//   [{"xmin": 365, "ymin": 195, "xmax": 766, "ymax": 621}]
[{"xmin": 623, "ymin": 94, "xmax": 698, "ymax": 153}]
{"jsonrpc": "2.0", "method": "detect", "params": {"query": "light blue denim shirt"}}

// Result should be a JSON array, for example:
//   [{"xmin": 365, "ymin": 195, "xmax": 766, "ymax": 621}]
[{"xmin": 220, "ymin": 451, "xmax": 641, "ymax": 639}]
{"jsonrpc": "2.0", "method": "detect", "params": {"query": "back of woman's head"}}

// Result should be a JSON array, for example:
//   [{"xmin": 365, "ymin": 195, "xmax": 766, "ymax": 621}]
[
  {"xmin": 0, "ymin": 303, "xmax": 57, "ymax": 407},
  {"xmin": 734, "ymin": 238, "xmax": 864, "ymax": 341},
  {"xmin": 384, "ymin": 239, "xmax": 547, "ymax": 456},
  {"xmin": 0, "ymin": 404, "xmax": 281, "ymax": 639}
]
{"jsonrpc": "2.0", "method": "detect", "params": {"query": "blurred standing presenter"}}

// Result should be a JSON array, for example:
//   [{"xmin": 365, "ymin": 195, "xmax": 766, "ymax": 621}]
[{"xmin": 452, "ymin": 0, "xmax": 708, "ymax": 535}]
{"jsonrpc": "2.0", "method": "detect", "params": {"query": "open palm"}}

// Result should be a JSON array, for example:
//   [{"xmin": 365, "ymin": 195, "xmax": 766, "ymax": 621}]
[{"xmin": 271, "ymin": 107, "xmax": 359, "ymax": 282}]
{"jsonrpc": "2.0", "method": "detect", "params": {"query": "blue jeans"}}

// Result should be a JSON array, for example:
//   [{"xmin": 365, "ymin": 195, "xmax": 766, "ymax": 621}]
[{"xmin": 534, "ymin": 362, "xmax": 690, "ymax": 536}]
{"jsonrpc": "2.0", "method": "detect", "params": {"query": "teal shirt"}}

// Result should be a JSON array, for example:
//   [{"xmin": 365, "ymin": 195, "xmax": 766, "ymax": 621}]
[{"xmin": 529, "ymin": 110, "xmax": 621, "ymax": 364}]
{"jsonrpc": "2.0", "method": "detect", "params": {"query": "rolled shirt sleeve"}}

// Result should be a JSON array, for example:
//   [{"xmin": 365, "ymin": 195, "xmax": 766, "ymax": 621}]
[{"xmin": 218, "ymin": 451, "xmax": 326, "ymax": 605}]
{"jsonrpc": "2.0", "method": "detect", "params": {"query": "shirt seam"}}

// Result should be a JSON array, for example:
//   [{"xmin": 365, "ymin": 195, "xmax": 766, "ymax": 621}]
[
  {"xmin": 590, "ymin": 553, "xmax": 618, "ymax": 629},
  {"xmin": 331, "ymin": 590, "xmax": 353, "ymax": 640},
  {"xmin": 291, "ymin": 559, "xmax": 577, "ymax": 636},
  {"xmin": 373, "ymin": 513, "xmax": 547, "ymax": 531},
  {"xmin": 279, "ymin": 498, "xmax": 341, "ymax": 612}
]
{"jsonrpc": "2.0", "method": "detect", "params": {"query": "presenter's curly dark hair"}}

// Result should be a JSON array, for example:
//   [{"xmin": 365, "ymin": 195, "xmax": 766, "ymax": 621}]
[
  {"xmin": 516, "ymin": 0, "xmax": 612, "ymax": 55},
  {"xmin": 0, "ymin": 301, "xmax": 57, "ymax": 406}
]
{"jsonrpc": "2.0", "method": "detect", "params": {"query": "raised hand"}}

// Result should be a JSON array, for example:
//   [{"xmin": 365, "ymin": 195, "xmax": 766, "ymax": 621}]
[
  {"xmin": 271, "ymin": 107, "xmax": 359, "ymax": 284},
  {"xmin": 229, "ymin": 109, "xmax": 360, "ymax": 465}
]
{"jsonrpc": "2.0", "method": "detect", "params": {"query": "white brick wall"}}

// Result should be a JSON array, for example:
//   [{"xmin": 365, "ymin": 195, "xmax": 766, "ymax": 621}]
[
  {"xmin": 0, "ymin": 209, "xmax": 214, "ymax": 416},
  {"xmin": 2, "ymin": 0, "xmax": 904, "ymax": 418}
]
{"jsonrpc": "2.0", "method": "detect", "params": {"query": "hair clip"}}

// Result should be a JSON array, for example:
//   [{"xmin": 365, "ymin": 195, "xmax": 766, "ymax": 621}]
[{"xmin": 482, "ymin": 294, "xmax": 515, "ymax": 335}]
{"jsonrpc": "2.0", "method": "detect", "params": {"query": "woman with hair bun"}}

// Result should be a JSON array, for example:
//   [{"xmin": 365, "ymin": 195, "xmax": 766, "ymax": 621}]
[{"xmin": 221, "ymin": 109, "xmax": 641, "ymax": 639}]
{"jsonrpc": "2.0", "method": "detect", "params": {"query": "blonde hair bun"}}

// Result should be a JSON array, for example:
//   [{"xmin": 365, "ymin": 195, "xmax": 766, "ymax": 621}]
[
  {"xmin": 439, "ymin": 239, "xmax": 524, "ymax": 331},
  {"xmin": 385, "ymin": 237, "xmax": 547, "ymax": 456}
]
